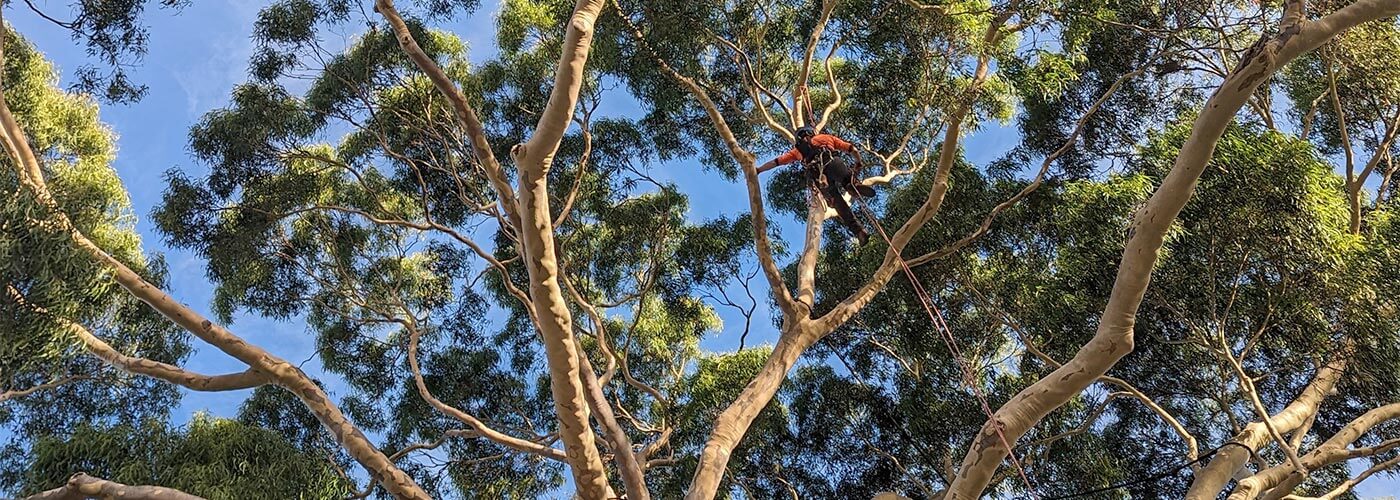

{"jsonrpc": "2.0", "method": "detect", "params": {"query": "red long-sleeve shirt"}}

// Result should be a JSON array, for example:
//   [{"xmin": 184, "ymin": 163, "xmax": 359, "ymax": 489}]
[{"xmin": 773, "ymin": 134, "xmax": 856, "ymax": 165}]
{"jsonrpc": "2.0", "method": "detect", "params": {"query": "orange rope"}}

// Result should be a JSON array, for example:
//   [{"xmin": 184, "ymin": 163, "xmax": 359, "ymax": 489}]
[
  {"xmin": 800, "ymin": 85, "xmax": 816, "ymax": 127},
  {"xmin": 851, "ymin": 192, "xmax": 1039, "ymax": 498}
]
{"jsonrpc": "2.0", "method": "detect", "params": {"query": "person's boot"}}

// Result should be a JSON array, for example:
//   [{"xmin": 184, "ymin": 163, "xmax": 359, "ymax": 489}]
[{"xmin": 853, "ymin": 227, "xmax": 870, "ymax": 246}]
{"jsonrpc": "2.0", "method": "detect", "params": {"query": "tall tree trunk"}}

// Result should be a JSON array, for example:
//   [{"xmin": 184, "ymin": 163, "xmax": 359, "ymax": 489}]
[
  {"xmin": 684, "ymin": 326, "xmax": 818, "ymax": 500},
  {"xmin": 510, "ymin": 0, "xmax": 614, "ymax": 495},
  {"xmin": 944, "ymin": 1, "xmax": 1400, "ymax": 497}
]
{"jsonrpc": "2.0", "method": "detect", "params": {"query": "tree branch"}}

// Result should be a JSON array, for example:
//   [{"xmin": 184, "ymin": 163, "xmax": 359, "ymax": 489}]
[
  {"xmin": 373, "ymin": 0, "xmax": 521, "ymax": 231},
  {"xmin": 908, "ymin": 54, "xmax": 1161, "ymax": 267},
  {"xmin": 0, "ymin": 375, "xmax": 95, "ymax": 402},
  {"xmin": 946, "ymin": 1, "xmax": 1400, "ymax": 495},
  {"xmin": 22, "ymin": 473, "xmax": 206, "ymax": 500},
  {"xmin": 398, "ymin": 309, "xmax": 568, "ymax": 462},
  {"xmin": 1230, "ymin": 403, "xmax": 1400, "ymax": 500},
  {"xmin": 613, "ymin": 1, "xmax": 800, "ymax": 317}
]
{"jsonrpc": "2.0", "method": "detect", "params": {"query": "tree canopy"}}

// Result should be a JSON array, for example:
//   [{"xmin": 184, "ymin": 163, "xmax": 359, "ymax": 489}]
[{"xmin": 4, "ymin": 0, "xmax": 1400, "ymax": 499}]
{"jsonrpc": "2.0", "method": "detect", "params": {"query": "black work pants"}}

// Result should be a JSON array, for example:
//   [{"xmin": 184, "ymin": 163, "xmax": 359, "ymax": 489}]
[{"xmin": 807, "ymin": 158, "xmax": 862, "ymax": 232}]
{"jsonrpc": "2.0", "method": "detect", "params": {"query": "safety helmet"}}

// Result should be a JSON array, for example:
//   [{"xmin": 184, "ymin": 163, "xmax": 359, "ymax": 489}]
[{"xmin": 795, "ymin": 126, "xmax": 816, "ymax": 139}]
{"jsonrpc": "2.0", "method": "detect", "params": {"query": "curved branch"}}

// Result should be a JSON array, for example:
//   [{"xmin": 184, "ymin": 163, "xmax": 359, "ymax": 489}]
[
  {"xmin": 1187, "ymin": 352, "xmax": 1350, "ymax": 499},
  {"xmin": 795, "ymin": 0, "xmax": 838, "ymax": 124},
  {"xmin": 399, "ymin": 312, "xmax": 569, "ymax": 462},
  {"xmin": 908, "ymin": 55, "xmax": 1161, "ymax": 267},
  {"xmin": 945, "ymin": 1, "xmax": 1400, "ymax": 495},
  {"xmin": 3, "ymin": 288, "xmax": 270, "ymax": 393},
  {"xmin": 1230, "ymin": 403, "xmax": 1400, "ymax": 500},
  {"xmin": 0, "ymin": 14, "xmax": 428, "ymax": 496},
  {"xmin": 614, "ymin": 1, "xmax": 799, "ymax": 316},
  {"xmin": 348, "ymin": 429, "xmax": 477, "ymax": 499},
  {"xmin": 0, "ymin": 376, "xmax": 95, "ymax": 402},
  {"xmin": 374, "ymin": 0, "xmax": 521, "ymax": 231},
  {"xmin": 814, "ymin": 37, "xmax": 847, "ymax": 132},
  {"xmin": 62, "ymin": 317, "xmax": 268, "ymax": 392},
  {"xmin": 707, "ymin": 31, "xmax": 796, "ymax": 138},
  {"xmin": 1301, "ymin": 454, "xmax": 1400, "ymax": 500},
  {"xmin": 22, "ymin": 473, "xmax": 206, "ymax": 500}
]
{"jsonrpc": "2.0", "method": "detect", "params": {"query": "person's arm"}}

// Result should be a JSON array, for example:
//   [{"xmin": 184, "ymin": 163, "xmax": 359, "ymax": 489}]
[{"xmin": 760, "ymin": 149, "xmax": 800, "ymax": 174}]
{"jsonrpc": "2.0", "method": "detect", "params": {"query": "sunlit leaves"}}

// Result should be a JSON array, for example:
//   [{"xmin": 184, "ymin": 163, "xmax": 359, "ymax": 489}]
[
  {"xmin": 15, "ymin": 416, "xmax": 352, "ymax": 499},
  {"xmin": 0, "ymin": 30, "xmax": 184, "ymax": 474}
]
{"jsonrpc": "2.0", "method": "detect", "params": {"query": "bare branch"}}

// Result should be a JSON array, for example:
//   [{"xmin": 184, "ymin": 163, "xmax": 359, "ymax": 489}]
[
  {"xmin": 613, "ymin": 0, "xmax": 800, "ymax": 316},
  {"xmin": 374, "ymin": 0, "xmax": 521, "ymax": 231},
  {"xmin": 22, "ymin": 473, "xmax": 206, "ymax": 500},
  {"xmin": 398, "ymin": 308, "xmax": 569, "ymax": 462},
  {"xmin": 0, "ymin": 375, "xmax": 96, "ymax": 403},
  {"xmin": 909, "ymin": 54, "xmax": 1162, "ymax": 267}
]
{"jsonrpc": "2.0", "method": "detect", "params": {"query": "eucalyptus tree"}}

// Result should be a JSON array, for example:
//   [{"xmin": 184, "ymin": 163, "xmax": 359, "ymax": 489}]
[
  {"xmin": 606, "ymin": 0, "xmax": 1400, "ymax": 498},
  {"xmin": 4, "ymin": 0, "xmax": 1400, "ymax": 499},
  {"xmin": 0, "ymin": 23, "xmax": 188, "ymax": 485}
]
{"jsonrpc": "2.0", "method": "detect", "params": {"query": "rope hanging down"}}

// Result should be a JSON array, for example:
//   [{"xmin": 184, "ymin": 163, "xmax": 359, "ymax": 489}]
[
  {"xmin": 847, "ymin": 191, "xmax": 1040, "ymax": 498},
  {"xmin": 848, "ymin": 191, "xmax": 1248, "ymax": 500}
]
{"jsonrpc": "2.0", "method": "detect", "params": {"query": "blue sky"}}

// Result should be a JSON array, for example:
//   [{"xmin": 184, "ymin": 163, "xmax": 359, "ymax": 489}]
[{"xmin": 6, "ymin": 1, "xmax": 1398, "ymax": 498}]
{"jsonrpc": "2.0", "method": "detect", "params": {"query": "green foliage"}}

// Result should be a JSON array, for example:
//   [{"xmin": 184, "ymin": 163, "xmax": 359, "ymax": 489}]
[
  {"xmin": 0, "ymin": 28, "xmax": 186, "ymax": 487},
  {"xmin": 10, "ymin": 0, "xmax": 1400, "ymax": 497},
  {"xmin": 8, "ymin": 0, "xmax": 189, "ymax": 102},
  {"xmin": 15, "ymin": 416, "xmax": 352, "ymax": 499}
]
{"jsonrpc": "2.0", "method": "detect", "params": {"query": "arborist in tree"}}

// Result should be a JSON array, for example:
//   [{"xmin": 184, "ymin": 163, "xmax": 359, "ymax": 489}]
[{"xmin": 758, "ymin": 125, "xmax": 877, "ymax": 245}]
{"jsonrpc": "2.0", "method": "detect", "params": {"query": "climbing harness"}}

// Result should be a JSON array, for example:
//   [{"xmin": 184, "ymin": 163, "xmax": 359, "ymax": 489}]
[{"xmin": 796, "ymin": 86, "xmax": 1033, "ymax": 491}]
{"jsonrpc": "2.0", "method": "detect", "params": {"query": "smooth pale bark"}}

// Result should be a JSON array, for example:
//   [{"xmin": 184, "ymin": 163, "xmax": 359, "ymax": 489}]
[
  {"xmin": 793, "ymin": 0, "xmax": 836, "ymax": 126},
  {"xmin": 944, "ymin": 2, "xmax": 1400, "ymax": 496},
  {"xmin": 685, "ymin": 329, "xmax": 818, "ymax": 499},
  {"xmin": 380, "ymin": 0, "xmax": 615, "ymax": 495},
  {"xmin": 1185, "ymin": 355, "xmax": 1349, "ymax": 498},
  {"xmin": 61, "ymin": 316, "xmax": 269, "ymax": 392},
  {"xmin": 676, "ymin": 52, "xmax": 983, "ymax": 500},
  {"xmin": 22, "ymin": 473, "xmax": 206, "ymax": 500},
  {"xmin": 1306, "ymin": 454, "xmax": 1400, "ymax": 499},
  {"xmin": 0, "ymin": 47, "xmax": 431, "ymax": 500},
  {"xmin": 507, "ymin": 0, "xmax": 615, "ymax": 496},
  {"xmin": 578, "ymin": 352, "xmax": 650, "ymax": 500},
  {"xmin": 1229, "ymin": 403, "xmax": 1400, "ymax": 499},
  {"xmin": 794, "ymin": 195, "xmax": 826, "ymax": 310}
]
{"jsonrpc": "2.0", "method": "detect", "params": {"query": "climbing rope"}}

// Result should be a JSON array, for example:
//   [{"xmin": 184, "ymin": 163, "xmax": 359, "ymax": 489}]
[
  {"xmin": 1041, "ymin": 441, "xmax": 1255, "ymax": 499},
  {"xmin": 848, "ymin": 191, "xmax": 1040, "ymax": 499},
  {"xmin": 802, "ymin": 75, "xmax": 1034, "ymax": 496}
]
